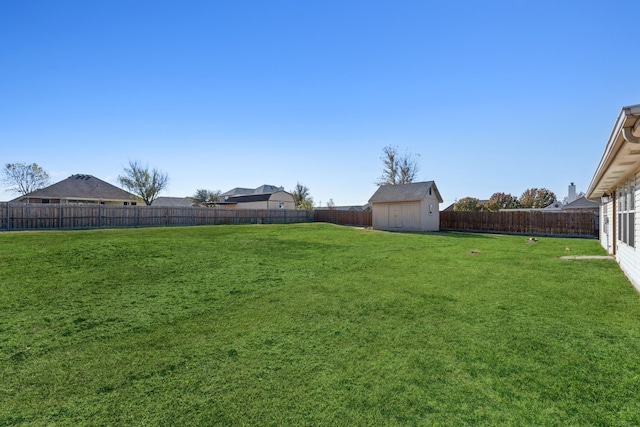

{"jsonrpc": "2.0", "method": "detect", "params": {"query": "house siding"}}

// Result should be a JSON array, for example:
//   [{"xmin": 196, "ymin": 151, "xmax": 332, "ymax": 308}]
[
  {"xmin": 613, "ymin": 173, "xmax": 640, "ymax": 291},
  {"xmin": 227, "ymin": 192, "xmax": 295, "ymax": 210},
  {"xmin": 599, "ymin": 199, "xmax": 614, "ymax": 253}
]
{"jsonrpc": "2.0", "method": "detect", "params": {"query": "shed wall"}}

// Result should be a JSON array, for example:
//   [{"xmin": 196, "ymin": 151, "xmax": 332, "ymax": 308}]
[
  {"xmin": 372, "ymin": 199, "xmax": 440, "ymax": 232},
  {"xmin": 419, "ymin": 198, "xmax": 440, "ymax": 231}
]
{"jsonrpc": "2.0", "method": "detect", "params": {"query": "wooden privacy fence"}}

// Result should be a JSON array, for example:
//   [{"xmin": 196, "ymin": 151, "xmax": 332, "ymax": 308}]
[
  {"xmin": 0, "ymin": 203, "xmax": 314, "ymax": 231},
  {"xmin": 440, "ymin": 210, "xmax": 598, "ymax": 237},
  {"xmin": 313, "ymin": 209, "xmax": 372, "ymax": 227}
]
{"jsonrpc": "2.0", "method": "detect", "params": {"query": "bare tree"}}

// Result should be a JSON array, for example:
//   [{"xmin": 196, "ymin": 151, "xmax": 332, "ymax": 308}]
[
  {"xmin": 1, "ymin": 162, "xmax": 51, "ymax": 195},
  {"xmin": 117, "ymin": 161, "xmax": 169, "ymax": 206},
  {"xmin": 291, "ymin": 182, "xmax": 314, "ymax": 210},
  {"xmin": 376, "ymin": 145, "xmax": 419, "ymax": 185}
]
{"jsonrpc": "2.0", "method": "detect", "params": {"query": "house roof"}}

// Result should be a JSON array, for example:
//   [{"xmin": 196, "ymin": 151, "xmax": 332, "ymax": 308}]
[
  {"xmin": 221, "ymin": 184, "xmax": 285, "ymax": 197},
  {"xmin": 222, "ymin": 191, "xmax": 293, "ymax": 204},
  {"xmin": 543, "ymin": 201, "xmax": 564, "ymax": 210},
  {"xmin": 224, "ymin": 193, "xmax": 272, "ymax": 203},
  {"xmin": 587, "ymin": 104, "xmax": 640, "ymax": 199},
  {"xmin": 15, "ymin": 174, "xmax": 138, "ymax": 202},
  {"xmin": 562, "ymin": 196, "xmax": 599, "ymax": 210},
  {"xmin": 315, "ymin": 205, "xmax": 367, "ymax": 211},
  {"xmin": 152, "ymin": 197, "xmax": 196, "ymax": 207},
  {"xmin": 368, "ymin": 181, "xmax": 443, "ymax": 203}
]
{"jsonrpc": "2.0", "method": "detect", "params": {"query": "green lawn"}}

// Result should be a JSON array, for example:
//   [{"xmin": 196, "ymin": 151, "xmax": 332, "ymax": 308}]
[{"xmin": 1, "ymin": 223, "xmax": 640, "ymax": 426}]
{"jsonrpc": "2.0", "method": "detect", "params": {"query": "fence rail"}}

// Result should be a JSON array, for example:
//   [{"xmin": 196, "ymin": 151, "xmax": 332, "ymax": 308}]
[
  {"xmin": 313, "ymin": 210, "xmax": 372, "ymax": 227},
  {"xmin": 0, "ymin": 203, "xmax": 598, "ymax": 237},
  {"xmin": 440, "ymin": 210, "xmax": 598, "ymax": 237},
  {"xmin": 0, "ymin": 203, "xmax": 314, "ymax": 231}
]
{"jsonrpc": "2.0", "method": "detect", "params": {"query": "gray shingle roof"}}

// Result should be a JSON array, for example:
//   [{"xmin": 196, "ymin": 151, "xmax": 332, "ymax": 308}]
[
  {"xmin": 152, "ymin": 197, "xmax": 195, "ymax": 207},
  {"xmin": 369, "ymin": 181, "xmax": 443, "ymax": 203},
  {"xmin": 562, "ymin": 196, "xmax": 600, "ymax": 210},
  {"xmin": 224, "ymin": 193, "xmax": 272, "ymax": 203},
  {"xmin": 221, "ymin": 185, "xmax": 285, "ymax": 197},
  {"xmin": 18, "ymin": 174, "xmax": 138, "ymax": 201}
]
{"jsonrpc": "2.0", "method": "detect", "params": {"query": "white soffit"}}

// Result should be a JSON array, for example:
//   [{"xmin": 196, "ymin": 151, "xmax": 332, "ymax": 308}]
[{"xmin": 587, "ymin": 104, "xmax": 640, "ymax": 199}]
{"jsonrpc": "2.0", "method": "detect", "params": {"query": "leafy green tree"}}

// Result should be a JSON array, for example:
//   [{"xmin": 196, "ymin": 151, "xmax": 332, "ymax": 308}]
[
  {"xmin": 519, "ymin": 188, "xmax": 557, "ymax": 208},
  {"xmin": 192, "ymin": 189, "xmax": 221, "ymax": 205},
  {"xmin": 485, "ymin": 192, "xmax": 521, "ymax": 211},
  {"xmin": 117, "ymin": 161, "xmax": 169, "ymax": 206},
  {"xmin": 1, "ymin": 162, "xmax": 51, "ymax": 195},
  {"xmin": 291, "ymin": 182, "xmax": 314, "ymax": 210},
  {"xmin": 376, "ymin": 145, "xmax": 420, "ymax": 185},
  {"xmin": 454, "ymin": 197, "xmax": 483, "ymax": 211}
]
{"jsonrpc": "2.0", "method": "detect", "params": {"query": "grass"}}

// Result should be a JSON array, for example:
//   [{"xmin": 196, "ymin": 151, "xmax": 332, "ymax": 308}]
[{"xmin": 1, "ymin": 223, "xmax": 640, "ymax": 426}]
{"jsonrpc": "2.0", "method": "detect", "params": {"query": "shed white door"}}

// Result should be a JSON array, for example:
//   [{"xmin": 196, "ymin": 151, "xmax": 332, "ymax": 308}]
[{"xmin": 388, "ymin": 204, "xmax": 403, "ymax": 228}]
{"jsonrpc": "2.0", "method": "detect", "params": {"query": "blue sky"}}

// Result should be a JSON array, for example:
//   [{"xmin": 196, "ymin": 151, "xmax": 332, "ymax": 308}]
[{"xmin": 1, "ymin": 0, "xmax": 638, "ymax": 206}]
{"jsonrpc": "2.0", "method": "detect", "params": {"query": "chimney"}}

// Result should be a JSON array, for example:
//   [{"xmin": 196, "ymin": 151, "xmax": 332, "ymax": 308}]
[{"xmin": 568, "ymin": 182, "xmax": 577, "ymax": 203}]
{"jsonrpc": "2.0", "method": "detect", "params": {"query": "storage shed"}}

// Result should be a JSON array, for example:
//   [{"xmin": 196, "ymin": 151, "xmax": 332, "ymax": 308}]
[{"xmin": 368, "ymin": 181, "xmax": 443, "ymax": 232}]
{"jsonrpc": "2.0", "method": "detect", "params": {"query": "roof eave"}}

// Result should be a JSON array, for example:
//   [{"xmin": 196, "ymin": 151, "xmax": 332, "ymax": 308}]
[{"xmin": 587, "ymin": 104, "xmax": 640, "ymax": 200}]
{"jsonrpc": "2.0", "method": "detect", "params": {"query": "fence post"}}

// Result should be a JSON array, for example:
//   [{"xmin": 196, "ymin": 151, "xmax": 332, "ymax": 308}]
[{"xmin": 5, "ymin": 203, "xmax": 9, "ymax": 231}]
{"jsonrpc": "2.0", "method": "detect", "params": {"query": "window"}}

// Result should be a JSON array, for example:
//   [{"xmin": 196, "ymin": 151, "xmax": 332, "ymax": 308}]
[{"xmin": 618, "ymin": 178, "xmax": 636, "ymax": 248}]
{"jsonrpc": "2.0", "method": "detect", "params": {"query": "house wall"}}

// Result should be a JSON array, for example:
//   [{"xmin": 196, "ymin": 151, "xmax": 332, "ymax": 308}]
[
  {"xmin": 18, "ymin": 197, "xmax": 137, "ymax": 205},
  {"xmin": 598, "ymin": 172, "xmax": 640, "ymax": 291},
  {"xmin": 372, "ymin": 198, "xmax": 440, "ymax": 232},
  {"xmin": 232, "ymin": 200, "xmax": 295, "ymax": 210},
  {"xmin": 609, "ymin": 172, "xmax": 640, "ymax": 291},
  {"xmin": 599, "ymin": 199, "xmax": 614, "ymax": 253},
  {"xmin": 231, "ymin": 192, "xmax": 296, "ymax": 210}
]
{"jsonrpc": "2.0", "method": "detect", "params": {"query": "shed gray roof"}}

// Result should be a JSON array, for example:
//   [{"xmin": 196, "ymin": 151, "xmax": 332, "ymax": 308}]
[
  {"xmin": 16, "ymin": 174, "xmax": 138, "ymax": 201},
  {"xmin": 369, "ymin": 181, "xmax": 443, "ymax": 203}
]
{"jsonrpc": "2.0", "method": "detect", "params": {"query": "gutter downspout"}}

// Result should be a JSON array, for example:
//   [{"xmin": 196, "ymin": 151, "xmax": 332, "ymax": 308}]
[
  {"xmin": 622, "ymin": 126, "xmax": 640, "ymax": 143},
  {"xmin": 622, "ymin": 111, "xmax": 640, "ymax": 143}
]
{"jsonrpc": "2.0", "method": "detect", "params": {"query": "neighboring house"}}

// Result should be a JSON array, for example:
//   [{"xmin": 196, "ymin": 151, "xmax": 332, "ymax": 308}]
[
  {"xmin": 11, "ymin": 174, "xmax": 140, "ymax": 205},
  {"xmin": 152, "ymin": 197, "xmax": 197, "ymax": 207},
  {"xmin": 368, "ymin": 181, "xmax": 443, "ymax": 232},
  {"xmin": 218, "ymin": 185, "xmax": 295, "ymax": 210},
  {"xmin": 221, "ymin": 185, "xmax": 284, "ymax": 197},
  {"xmin": 587, "ymin": 103, "xmax": 640, "ymax": 290},
  {"xmin": 561, "ymin": 196, "xmax": 599, "ymax": 212},
  {"xmin": 315, "ymin": 204, "xmax": 371, "ymax": 212},
  {"xmin": 543, "ymin": 201, "xmax": 564, "ymax": 210}
]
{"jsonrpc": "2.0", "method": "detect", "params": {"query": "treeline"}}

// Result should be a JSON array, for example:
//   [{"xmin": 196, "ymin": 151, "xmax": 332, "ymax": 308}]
[{"xmin": 453, "ymin": 188, "xmax": 581, "ymax": 211}]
